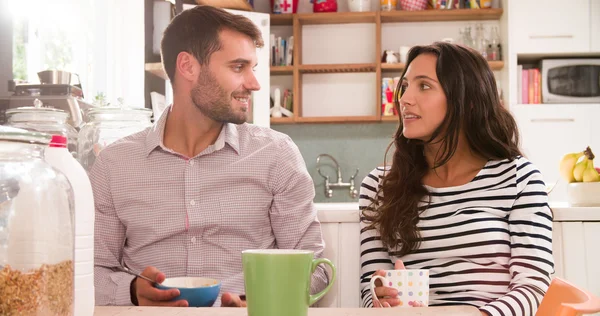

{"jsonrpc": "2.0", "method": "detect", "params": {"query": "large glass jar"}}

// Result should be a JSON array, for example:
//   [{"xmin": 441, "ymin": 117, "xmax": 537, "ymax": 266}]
[
  {"xmin": 0, "ymin": 126, "xmax": 75, "ymax": 316},
  {"xmin": 5, "ymin": 99, "xmax": 79, "ymax": 159},
  {"xmin": 77, "ymin": 107, "xmax": 153, "ymax": 171}
]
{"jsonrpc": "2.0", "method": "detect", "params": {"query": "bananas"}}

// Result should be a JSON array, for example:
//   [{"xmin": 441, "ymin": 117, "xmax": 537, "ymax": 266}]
[
  {"xmin": 560, "ymin": 151, "xmax": 585, "ymax": 182},
  {"xmin": 560, "ymin": 146, "xmax": 600, "ymax": 183}
]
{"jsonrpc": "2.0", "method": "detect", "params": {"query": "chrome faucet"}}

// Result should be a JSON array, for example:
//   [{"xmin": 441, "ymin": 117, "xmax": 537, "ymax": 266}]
[{"xmin": 316, "ymin": 154, "xmax": 359, "ymax": 199}]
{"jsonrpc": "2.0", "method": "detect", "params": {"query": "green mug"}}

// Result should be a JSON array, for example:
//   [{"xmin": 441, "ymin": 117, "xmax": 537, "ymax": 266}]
[{"xmin": 242, "ymin": 249, "xmax": 336, "ymax": 316}]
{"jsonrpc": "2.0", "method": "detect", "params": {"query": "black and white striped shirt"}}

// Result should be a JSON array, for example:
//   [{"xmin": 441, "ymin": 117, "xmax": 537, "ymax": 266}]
[{"xmin": 359, "ymin": 157, "xmax": 554, "ymax": 316}]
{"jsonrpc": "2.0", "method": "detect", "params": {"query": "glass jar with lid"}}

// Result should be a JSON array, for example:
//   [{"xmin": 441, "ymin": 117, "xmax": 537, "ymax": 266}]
[
  {"xmin": 77, "ymin": 107, "xmax": 153, "ymax": 171},
  {"xmin": 0, "ymin": 126, "xmax": 75, "ymax": 316},
  {"xmin": 5, "ymin": 99, "xmax": 79, "ymax": 158}
]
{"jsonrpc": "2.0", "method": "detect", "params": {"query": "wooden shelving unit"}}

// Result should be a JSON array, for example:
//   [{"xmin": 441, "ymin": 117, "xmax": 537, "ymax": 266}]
[
  {"xmin": 299, "ymin": 63, "xmax": 376, "ymax": 74},
  {"xmin": 279, "ymin": 9, "xmax": 506, "ymax": 124},
  {"xmin": 271, "ymin": 14, "xmax": 293, "ymax": 26},
  {"xmin": 381, "ymin": 115, "xmax": 400, "ymax": 122},
  {"xmin": 270, "ymin": 66, "xmax": 294, "ymax": 75},
  {"xmin": 297, "ymin": 116, "xmax": 380, "ymax": 124},
  {"xmin": 270, "ymin": 117, "xmax": 295, "ymax": 124},
  {"xmin": 380, "ymin": 8, "xmax": 503, "ymax": 22},
  {"xmin": 487, "ymin": 60, "xmax": 505, "ymax": 71},
  {"xmin": 380, "ymin": 63, "xmax": 407, "ymax": 72},
  {"xmin": 145, "ymin": 62, "xmax": 168, "ymax": 81},
  {"xmin": 296, "ymin": 11, "xmax": 377, "ymax": 25},
  {"xmin": 380, "ymin": 60, "xmax": 504, "ymax": 72}
]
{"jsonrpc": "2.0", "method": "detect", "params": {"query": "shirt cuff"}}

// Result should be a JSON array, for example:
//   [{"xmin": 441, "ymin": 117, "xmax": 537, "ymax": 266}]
[{"xmin": 111, "ymin": 271, "xmax": 137, "ymax": 306}]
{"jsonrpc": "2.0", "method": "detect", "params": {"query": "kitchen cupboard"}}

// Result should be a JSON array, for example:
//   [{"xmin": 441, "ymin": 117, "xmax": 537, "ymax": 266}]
[{"xmin": 508, "ymin": 0, "xmax": 591, "ymax": 54}]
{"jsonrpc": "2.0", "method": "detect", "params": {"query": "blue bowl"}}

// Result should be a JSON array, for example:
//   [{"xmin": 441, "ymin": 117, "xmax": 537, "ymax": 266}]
[{"xmin": 156, "ymin": 277, "xmax": 221, "ymax": 307}]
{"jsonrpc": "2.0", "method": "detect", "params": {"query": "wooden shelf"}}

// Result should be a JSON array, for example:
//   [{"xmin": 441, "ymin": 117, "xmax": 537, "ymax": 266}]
[
  {"xmin": 487, "ymin": 60, "xmax": 505, "ymax": 71},
  {"xmin": 270, "ymin": 117, "xmax": 295, "ymax": 124},
  {"xmin": 270, "ymin": 14, "xmax": 293, "ymax": 26},
  {"xmin": 271, "ymin": 66, "xmax": 294, "ymax": 75},
  {"xmin": 380, "ymin": 8, "xmax": 503, "ymax": 23},
  {"xmin": 380, "ymin": 60, "xmax": 504, "ymax": 72},
  {"xmin": 299, "ymin": 63, "xmax": 376, "ymax": 74},
  {"xmin": 272, "ymin": 115, "xmax": 401, "ymax": 124},
  {"xmin": 381, "ymin": 63, "xmax": 407, "ymax": 72},
  {"xmin": 145, "ymin": 63, "xmax": 167, "ymax": 81},
  {"xmin": 297, "ymin": 11, "xmax": 377, "ymax": 25},
  {"xmin": 296, "ymin": 116, "xmax": 380, "ymax": 123},
  {"xmin": 381, "ymin": 115, "xmax": 400, "ymax": 122}
]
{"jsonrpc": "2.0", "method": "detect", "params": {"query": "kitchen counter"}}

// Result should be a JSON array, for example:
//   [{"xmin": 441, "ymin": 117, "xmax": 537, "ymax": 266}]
[
  {"xmin": 94, "ymin": 306, "xmax": 481, "ymax": 316},
  {"xmin": 315, "ymin": 202, "xmax": 600, "ymax": 223}
]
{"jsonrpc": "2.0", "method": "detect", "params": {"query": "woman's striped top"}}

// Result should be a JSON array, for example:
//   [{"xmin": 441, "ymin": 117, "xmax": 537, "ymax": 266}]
[{"xmin": 359, "ymin": 157, "xmax": 554, "ymax": 316}]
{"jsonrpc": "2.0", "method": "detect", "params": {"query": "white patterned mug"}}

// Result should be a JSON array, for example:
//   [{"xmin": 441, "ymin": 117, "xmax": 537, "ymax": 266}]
[{"xmin": 370, "ymin": 269, "xmax": 429, "ymax": 307}]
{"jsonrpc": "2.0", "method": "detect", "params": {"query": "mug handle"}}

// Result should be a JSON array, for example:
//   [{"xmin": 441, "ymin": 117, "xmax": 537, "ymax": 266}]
[
  {"xmin": 370, "ymin": 275, "xmax": 387, "ymax": 307},
  {"xmin": 308, "ymin": 258, "xmax": 336, "ymax": 306}
]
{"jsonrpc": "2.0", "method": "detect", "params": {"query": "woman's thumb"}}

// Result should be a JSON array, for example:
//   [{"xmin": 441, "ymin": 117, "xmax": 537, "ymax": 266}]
[{"xmin": 394, "ymin": 259, "xmax": 406, "ymax": 270}]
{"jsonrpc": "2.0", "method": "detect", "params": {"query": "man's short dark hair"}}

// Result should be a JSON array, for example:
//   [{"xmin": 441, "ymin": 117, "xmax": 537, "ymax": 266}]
[{"xmin": 161, "ymin": 5, "xmax": 264, "ymax": 83}]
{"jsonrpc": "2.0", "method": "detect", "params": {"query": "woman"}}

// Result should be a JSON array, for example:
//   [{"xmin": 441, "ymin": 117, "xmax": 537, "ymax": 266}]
[{"xmin": 359, "ymin": 42, "xmax": 553, "ymax": 316}]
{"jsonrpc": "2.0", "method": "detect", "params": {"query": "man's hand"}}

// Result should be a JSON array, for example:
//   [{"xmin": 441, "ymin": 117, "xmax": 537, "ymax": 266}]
[
  {"xmin": 133, "ymin": 266, "xmax": 188, "ymax": 307},
  {"xmin": 221, "ymin": 292, "xmax": 247, "ymax": 307}
]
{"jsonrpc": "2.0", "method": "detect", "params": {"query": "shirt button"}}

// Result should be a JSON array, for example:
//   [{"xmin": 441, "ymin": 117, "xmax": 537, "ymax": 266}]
[
  {"xmin": 191, "ymin": 237, "xmax": 196, "ymax": 243},
  {"xmin": 190, "ymin": 200, "xmax": 196, "ymax": 206},
  {"xmin": 190, "ymin": 160, "xmax": 195, "ymax": 166}
]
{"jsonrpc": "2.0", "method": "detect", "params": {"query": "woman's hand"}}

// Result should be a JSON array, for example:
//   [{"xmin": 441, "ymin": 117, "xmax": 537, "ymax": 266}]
[
  {"xmin": 372, "ymin": 260, "xmax": 404, "ymax": 308},
  {"xmin": 372, "ymin": 260, "xmax": 426, "ymax": 308}
]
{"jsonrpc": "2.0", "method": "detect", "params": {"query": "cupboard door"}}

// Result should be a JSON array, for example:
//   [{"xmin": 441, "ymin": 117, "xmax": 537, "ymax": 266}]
[
  {"xmin": 592, "ymin": 0, "xmax": 600, "ymax": 52},
  {"xmin": 512, "ymin": 105, "xmax": 592, "ymax": 187},
  {"xmin": 510, "ymin": 0, "xmax": 591, "ymax": 53},
  {"xmin": 317, "ymin": 222, "xmax": 340, "ymax": 307},
  {"xmin": 560, "ymin": 222, "xmax": 600, "ymax": 300}
]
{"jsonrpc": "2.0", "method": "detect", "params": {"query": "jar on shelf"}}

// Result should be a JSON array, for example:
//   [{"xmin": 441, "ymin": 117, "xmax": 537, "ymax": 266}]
[
  {"xmin": 0, "ymin": 126, "xmax": 75, "ymax": 316},
  {"xmin": 380, "ymin": 0, "xmax": 397, "ymax": 11},
  {"xmin": 77, "ymin": 107, "xmax": 153, "ymax": 171},
  {"xmin": 5, "ymin": 99, "xmax": 79, "ymax": 158}
]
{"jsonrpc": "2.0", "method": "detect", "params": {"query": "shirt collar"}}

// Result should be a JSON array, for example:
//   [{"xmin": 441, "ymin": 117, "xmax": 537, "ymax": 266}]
[{"xmin": 145, "ymin": 105, "xmax": 241, "ymax": 157}]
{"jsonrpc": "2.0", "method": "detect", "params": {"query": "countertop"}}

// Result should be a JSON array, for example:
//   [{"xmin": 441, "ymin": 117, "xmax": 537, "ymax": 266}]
[
  {"xmin": 314, "ymin": 202, "xmax": 600, "ymax": 223},
  {"xmin": 94, "ymin": 306, "xmax": 481, "ymax": 316}
]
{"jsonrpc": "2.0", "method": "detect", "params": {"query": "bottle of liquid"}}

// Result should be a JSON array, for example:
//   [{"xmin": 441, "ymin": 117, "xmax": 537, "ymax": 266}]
[
  {"xmin": 489, "ymin": 26, "xmax": 502, "ymax": 61},
  {"xmin": 474, "ymin": 23, "xmax": 488, "ymax": 59},
  {"xmin": 45, "ymin": 134, "xmax": 95, "ymax": 316},
  {"xmin": 462, "ymin": 26, "xmax": 474, "ymax": 49}
]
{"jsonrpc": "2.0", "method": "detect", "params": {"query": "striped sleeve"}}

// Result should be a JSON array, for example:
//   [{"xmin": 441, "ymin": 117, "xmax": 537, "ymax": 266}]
[
  {"xmin": 480, "ymin": 158, "xmax": 554, "ymax": 316},
  {"xmin": 359, "ymin": 168, "xmax": 394, "ymax": 308}
]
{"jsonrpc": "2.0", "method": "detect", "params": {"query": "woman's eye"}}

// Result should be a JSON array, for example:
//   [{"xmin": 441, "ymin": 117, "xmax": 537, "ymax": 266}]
[{"xmin": 420, "ymin": 83, "xmax": 431, "ymax": 90}]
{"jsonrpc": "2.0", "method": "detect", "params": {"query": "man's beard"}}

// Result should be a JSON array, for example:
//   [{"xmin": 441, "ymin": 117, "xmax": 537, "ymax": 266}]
[{"xmin": 190, "ymin": 68, "xmax": 249, "ymax": 124}]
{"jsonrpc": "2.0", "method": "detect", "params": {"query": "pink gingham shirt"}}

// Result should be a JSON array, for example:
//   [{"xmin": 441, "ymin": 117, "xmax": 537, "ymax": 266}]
[{"xmin": 91, "ymin": 107, "xmax": 328, "ymax": 306}]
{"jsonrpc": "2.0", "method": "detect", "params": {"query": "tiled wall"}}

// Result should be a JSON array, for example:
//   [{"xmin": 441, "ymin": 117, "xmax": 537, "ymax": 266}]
[{"xmin": 272, "ymin": 123, "xmax": 398, "ymax": 203}]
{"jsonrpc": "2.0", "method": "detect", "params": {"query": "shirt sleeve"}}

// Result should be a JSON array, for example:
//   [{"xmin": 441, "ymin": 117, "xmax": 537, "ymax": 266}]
[
  {"xmin": 359, "ymin": 168, "xmax": 394, "ymax": 308},
  {"xmin": 269, "ymin": 136, "xmax": 329, "ymax": 296},
  {"xmin": 91, "ymin": 155, "xmax": 136, "ymax": 306},
  {"xmin": 480, "ymin": 158, "xmax": 554, "ymax": 316}
]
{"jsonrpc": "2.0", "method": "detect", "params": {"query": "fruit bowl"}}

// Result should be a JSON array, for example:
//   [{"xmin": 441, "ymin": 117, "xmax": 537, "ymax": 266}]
[{"xmin": 567, "ymin": 183, "xmax": 600, "ymax": 206}]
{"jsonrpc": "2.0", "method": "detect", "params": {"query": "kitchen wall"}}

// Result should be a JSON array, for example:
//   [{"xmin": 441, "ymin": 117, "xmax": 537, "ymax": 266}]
[
  {"xmin": 0, "ymin": 0, "xmax": 12, "ymax": 97},
  {"xmin": 272, "ymin": 123, "xmax": 398, "ymax": 203}
]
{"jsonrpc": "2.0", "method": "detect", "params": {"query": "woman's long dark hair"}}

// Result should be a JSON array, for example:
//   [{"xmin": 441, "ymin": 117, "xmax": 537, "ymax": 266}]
[{"xmin": 363, "ymin": 42, "xmax": 523, "ymax": 256}]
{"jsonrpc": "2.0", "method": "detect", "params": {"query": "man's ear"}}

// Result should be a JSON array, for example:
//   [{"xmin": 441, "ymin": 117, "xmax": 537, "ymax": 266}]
[{"xmin": 175, "ymin": 52, "xmax": 200, "ymax": 83}]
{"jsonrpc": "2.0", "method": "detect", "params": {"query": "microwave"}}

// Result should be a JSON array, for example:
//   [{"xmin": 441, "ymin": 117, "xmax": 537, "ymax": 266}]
[{"xmin": 541, "ymin": 59, "xmax": 600, "ymax": 103}]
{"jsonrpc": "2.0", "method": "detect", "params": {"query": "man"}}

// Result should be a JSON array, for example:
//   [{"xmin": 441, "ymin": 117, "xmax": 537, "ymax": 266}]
[{"xmin": 92, "ymin": 5, "xmax": 328, "ymax": 307}]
